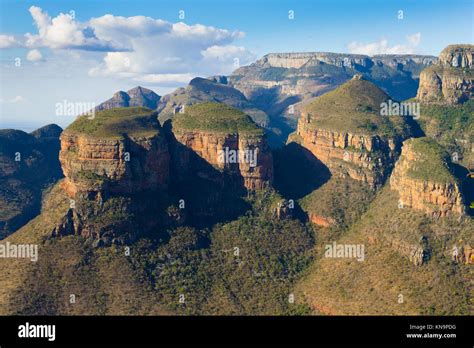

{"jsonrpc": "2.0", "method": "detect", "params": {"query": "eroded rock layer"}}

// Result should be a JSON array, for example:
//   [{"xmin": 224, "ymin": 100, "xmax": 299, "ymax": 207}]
[
  {"xmin": 417, "ymin": 45, "xmax": 474, "ymax": 104},
  {"xmin": 390, "ymin": 138, "xmax": 465, "ymax": 217}
]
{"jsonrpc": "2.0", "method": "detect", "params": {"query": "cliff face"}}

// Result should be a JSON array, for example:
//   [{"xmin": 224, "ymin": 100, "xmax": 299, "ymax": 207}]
[
  {"xmin": 172, "ymin": 130, "xmax": 273, "ymax": 191},
  {"xmin": 170, "ymin": 102, "xmax": 273, "ymax": 191},
  {"xmin": 59, "ymin": 131, "xmax": 169, "ymax": 197},
  {"xmin": 229, "ymin": 51, "xmax": 436, "ymax": 108},
  {"xmin": 54, "ymin": 108, "xmax": 172, "ymax": 244},
  {"xmin": 296, "ymin": 122, "xmax": 398, "ymax": 187},
  {"xmin": 390, "ymin": 138, "xmax": 465, "ymax": 217},
  {"xmin": 263, "ymin": 52, "xmax": 435, "ymax": 70},
  {"xmin": 417, "ymin": 45, "xmax": 473, "ymax": 104},
  {"xmin": 294, "ymin": 77, "xmax": 413, "ymax": 188}
]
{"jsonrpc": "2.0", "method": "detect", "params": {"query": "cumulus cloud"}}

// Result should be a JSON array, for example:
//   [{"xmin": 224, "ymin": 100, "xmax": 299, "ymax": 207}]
[
  {"xmin": 26, "ymin": 49, "xmax": 43, "ymax": 62},
  {"xmin": 25, "ymin": 6, "xmax": 123, "ymax": 51},
  {"xmin": 347, "ymin": 33, "xmax": 422, "ymax": 55},
  {"xmin": 0, "ymin": 34, "xmax": 19, "ymax": 48},
  {"xmin": 18, "ymin": 6, "xmax": 253, "ymax": 86}
]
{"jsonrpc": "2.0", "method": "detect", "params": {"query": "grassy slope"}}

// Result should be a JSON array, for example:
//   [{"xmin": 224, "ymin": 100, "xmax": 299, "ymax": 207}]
[
  {"xmin": 417, "ymin": 99, "xmax": 474, "ymax": 167},
  {"xmin": 0, "ymin": 183, "xmax": 69, "ymax": 314},
  {"xmin": 301, "ymin": 79, "xmax": 410, "ymax": 137},
  {"xmin": 405, "ymin": 137, "xmax": 458, "ymax": 184},
  {"xmin": 172, "ymin": 102, "xmax": 263, "ymax": 135},
  {"xmin": 0, "ymin": 182, "xmax": 170, "ymax": 315},
  {"xmin": 67, "ymin": 107, "xmax": 159, "ymax": 138},
  {"xmin": 296, "ymin": 186, "xmax": 473, "ymax": 315}
]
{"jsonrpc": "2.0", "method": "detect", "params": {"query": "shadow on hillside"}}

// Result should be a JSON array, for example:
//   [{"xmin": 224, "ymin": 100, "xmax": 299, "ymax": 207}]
[
  {"xmin": 451, "ymin": 163, "xmax": 474, "ymax": 217},
  {"xmin": 273, "ymin": 142, "xmax": 331, "ymax": 200},
  {"xmin": 163, "ymin": 121, "xmax": 250, "ymax": 228}
]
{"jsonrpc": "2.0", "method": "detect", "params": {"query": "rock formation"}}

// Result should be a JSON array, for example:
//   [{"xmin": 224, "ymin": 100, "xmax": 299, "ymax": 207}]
[
  {"xmin": 229, "ymin": 51, "xmax": 436, "ymax": 111},
  {"xmin": 417, "ymin": 45, "xmax": 473, "ymax": 104},
  {"xmin": 96, "ymin": 86, "xmax": 161, "ymax": 111},
  {"xmin": 55, "ymin": 107, "xmax": 172, "ymax": 244},
  {"xmin": 59, "ymin": 107, "xmax": 169, "ymax": 198},
  {"xmin": 390, "ymin": 137, "xmax": 465, "ymax": 217},
  {"xmin": 294, "ymin": 77, "xmax": 414, "ymax": 187},
  {"xmin": 170, "ymin": 102, "xmax": 273, "ymax": 191},
  {"xmin": 156, "ymin": 77, "xmax": 268, "ymax": 127}
]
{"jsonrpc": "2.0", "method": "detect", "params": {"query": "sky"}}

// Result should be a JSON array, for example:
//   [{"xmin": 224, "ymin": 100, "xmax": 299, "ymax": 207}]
[{"xmin": 0, "ymin": 0, "xmax": 473, "ymax": 130}]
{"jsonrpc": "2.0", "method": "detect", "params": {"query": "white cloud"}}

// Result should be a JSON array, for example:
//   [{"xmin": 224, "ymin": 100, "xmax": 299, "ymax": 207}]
[
  {"xmin": 0, "ymin": 95, "xmax": 25, "ymax": 103},
  {"xmin": 25, "ymin": 6, "xmax": 122, "ymax": 51},
  {"xmin": 0, "ymin": 34, "xmax": 18, "ymax": 48},
  {"xmin": 26, "ymin": 49, "xmax": 43, "ymax": 62},
  {"xmin": 347, "ymin": 33, "xmax": 422, "ymax": 55},
  {"xmin": 134, "ymin": 73, "xmax": 194, "ymax": 85},
  {"xmin": 8, "ymin": 6, "xmax": 253, "ymax": 87},
  {"xmin": 86, "ymin": 15, "xmax": 252, "ymax": 85}
]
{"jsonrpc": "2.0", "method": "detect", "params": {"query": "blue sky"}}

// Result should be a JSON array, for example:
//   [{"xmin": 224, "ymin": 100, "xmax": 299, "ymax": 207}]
[{"xmin": 0, "ymin": 0, "xmax": 473, "ymax": 129}]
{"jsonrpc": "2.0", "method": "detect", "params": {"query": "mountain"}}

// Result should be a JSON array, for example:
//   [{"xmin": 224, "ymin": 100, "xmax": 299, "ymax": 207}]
[
  {"xmin": 0, "ymin": 45, "xmax": 472, "ymax": 317},
  {"xmin": 0, "ymin": 124, "xmax": 63, "ymax": 238},
  {"xmin": 390, "ymin": 137, "xmax": 465, "ymax": 217},
  {"xmin": 156, "ymin": 77, "xmax": 269, "ymax": 128},
  {"xmin": 96, "ymin": 86, "xmax": 161, "ymax": 111},
  {"xmin": 227, "ymin": 52, "xmax": 436, "ymax": 146},
  {"xmin": 414, "ymin": 45, "xmax": 474, "ymax": 215},
  {"xmin": 292, "ymin": 75, "xmax": 416, "ymax": 188},
  {"xmin": 417, "ymin": 44, "xmax": 473, "ymax": 104}
]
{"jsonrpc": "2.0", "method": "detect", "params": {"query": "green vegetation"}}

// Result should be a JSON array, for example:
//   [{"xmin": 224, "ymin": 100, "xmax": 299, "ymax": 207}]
[
  {"xmin": 129, "ymin": 214, "xmax": 314, "ymax": 315},
  {"xmin": 406, "ymin": 138, "xmax": 457, "ymax": 184},
  {"xmin": 302, "ymin": 78, "xmax": 410, "ymax": 137},
  {"xmin": 299, "ymin": 177, "xmax": 375, "ymax": 230},
  {"xmin": 297, "ymin": 187, "xmax": 473, "ymax": 315},
  {"xmin": 417, "ymin": 99, "xmax": 474, "ymax": 167},
  {"xmin": 66, "ymin": 107, "xmax": 160, "ymax": 138},
  {"xmin": 172, "ymin": 102, "xmax": 263, "ymax": 135}
]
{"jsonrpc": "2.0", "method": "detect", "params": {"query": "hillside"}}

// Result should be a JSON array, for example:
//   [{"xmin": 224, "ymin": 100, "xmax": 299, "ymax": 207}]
[
  {"xmin": 157, "ymin": 77, "xmax": 269, "ymax": 128},
  {"xmin": 0, "ymin": 125, "xmax": 63, "ymax": 238},
  {"xmin": 296, "ymin": 186, "xmax": 473, "ymax": 315}
]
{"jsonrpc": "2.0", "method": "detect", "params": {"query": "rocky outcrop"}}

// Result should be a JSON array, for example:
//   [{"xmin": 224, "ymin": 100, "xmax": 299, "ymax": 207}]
[
  {"xmin": 54, "ymin": 108, "xmax": 172, "ymax": 244},
  {"xmin": 294, "ymin": 77, "xmax": 412, "ymax": 188},
  {"xmin": 417, "ymin": 45, "xmax": 473, "ymax": 104},
  {"xmin": 172, "ymin": 130, "xmax": 273, "ymax": 191},
  {"xmin": 156, "ymin": 77, "xmax": 269, "ymax": 127},
  {"xmin": 229, "ymin": 52, "xmax": 436, "ymax": 108},
  {"xmin": 59, "ymin": 131, "xmax": 169, "ymax": 197},
  {"xmin": 96, "ymin": 86, "xmax": 160, "ymax": 111},
  {"xmin": 390, "ymin": 138, "xmax": 465, "ymax": 217},
  {"xmin": 296, "ymin": 124, "xmax": 399, "ymax": 187},
  {"xmin": 438, "ymin": 45, "xmax": 473, "ymax": 69}
]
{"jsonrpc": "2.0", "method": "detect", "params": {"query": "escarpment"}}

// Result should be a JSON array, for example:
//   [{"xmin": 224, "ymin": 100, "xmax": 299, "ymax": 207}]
[
  {"xmin": 170, "ymin": 102, "xmax": 273, "ymax": 191},
  {"xmin": 294, "ymin": 77, "xmax": 414, "ymax": 188},
  {"xmin": 55, "ymin": 103, "xmax": 274, "ymax": 242},
  {"xmin": 390, "ymin": 137, "xmax": 465, "ymax": 218},
  {"xmin": 55, "ymin": 107, "xmax": 172, "ymax": 244},
  {"xmin": 417, "ymin": 45, "xmax": 474, "ymax": 104},
  {"xmin": 59, "ymin": 107, "xmax": 170, "ymax": 198}
]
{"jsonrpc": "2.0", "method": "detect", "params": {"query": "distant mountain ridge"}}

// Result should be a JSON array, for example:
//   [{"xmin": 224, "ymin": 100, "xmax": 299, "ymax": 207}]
[{"xmin": 96, "ymin": 86, "xmax": 161, "ymax": 111}]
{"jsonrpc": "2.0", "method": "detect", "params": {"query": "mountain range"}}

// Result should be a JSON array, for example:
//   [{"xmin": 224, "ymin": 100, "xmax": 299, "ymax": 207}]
[{"xmin": 0, "ymin": 44, "xmax": 472, "ymax": 316}]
